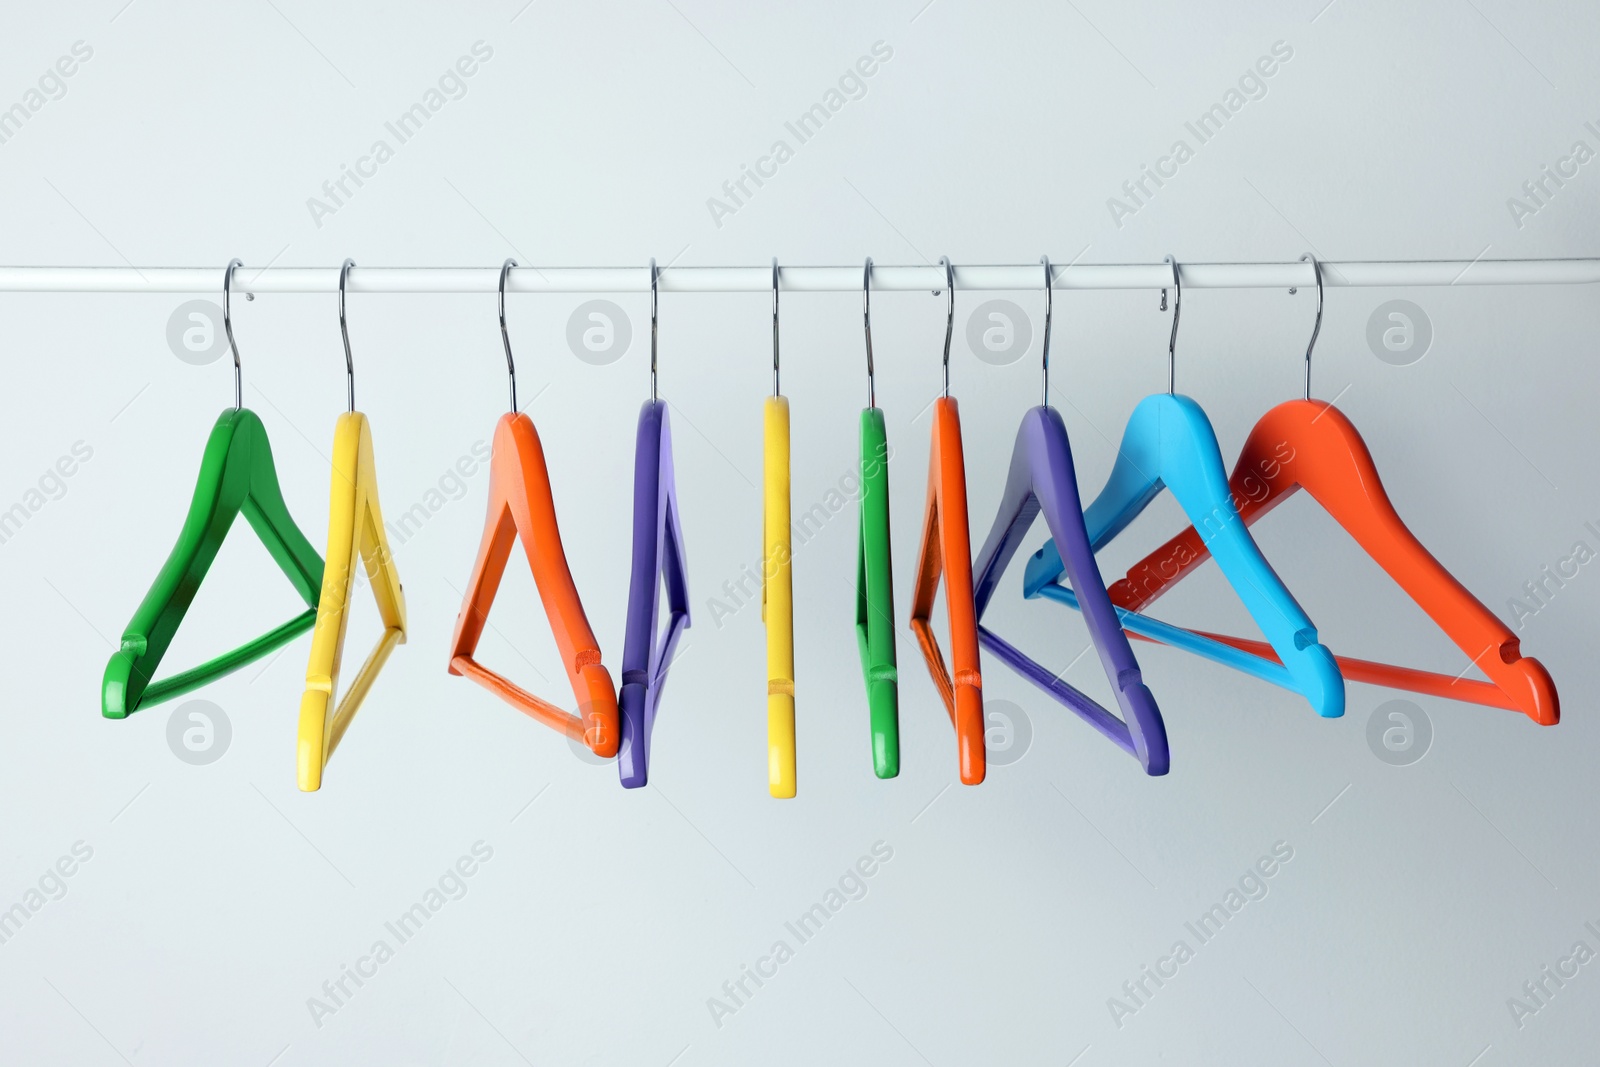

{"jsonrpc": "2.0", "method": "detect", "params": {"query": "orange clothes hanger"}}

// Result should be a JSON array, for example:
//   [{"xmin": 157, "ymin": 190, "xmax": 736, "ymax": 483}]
[
  {"xmin": 447, "ymin": 260, "xmax": 620, "ymax": 755},
  {"xmin": 1109, "ymin": 256, "xmax": 1557, "ymax": 725},
  {"xmin": 909, "ymin": 258, "xmax": 985, "ymax": 785}
]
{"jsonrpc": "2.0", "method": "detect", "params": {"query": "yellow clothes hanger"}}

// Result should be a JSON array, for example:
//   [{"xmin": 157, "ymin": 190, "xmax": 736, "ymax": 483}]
[
  {"xmin": 297, "ymin": 261, "xmax": 407, "ymax": 791},
  {"xmin": 764, "ymin": 259, "xmax": 796, "ymax": 798}
]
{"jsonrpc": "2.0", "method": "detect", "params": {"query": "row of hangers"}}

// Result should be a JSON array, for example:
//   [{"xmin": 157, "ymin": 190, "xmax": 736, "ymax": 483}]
[
  {"xmin": 103, "ymin": 257, "xmax": 687, "ymax": 792},
  {"xmin": 100, "ymin": 256, "xmax": 1559, "ymax": 796},
  {"xmin": 914, "ymin": 253, "xmax": 1556, "ymax": 787}
]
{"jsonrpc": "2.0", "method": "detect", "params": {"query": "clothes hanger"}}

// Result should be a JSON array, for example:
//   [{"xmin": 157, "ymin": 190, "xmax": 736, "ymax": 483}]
[
  {"xmin": 616, "ymin": 259, "xmax": 692, "ymax": 788},
  {"xmin": 909, "ymin": 257, "xmax": 986, "ymax": 784},
  {"xmin": 296, "ymin": 260, "xmax": 408, "ymax": 791},
  {"xmin": 1023, "ymin": 255, "xmax": 1345, "ymax": 719},
  {"xmin": 1093, "ymin": 255, "xmax": 1558, "ymax": 725},
  {"xmin": 972, "ymin": 258, "xmax": 1169, "ymax": 774},
  {"xmin": 448, "ymin": 259, "xmax": 620, "ymax": 756},
  {"xmin": 764, "ymin": 258, "xmax": 797, "ymax": 798},
  {"xmin": 103, "ymin": 260, "xmax": 325, "ymax": 719},
  {"xmin": 856, "ymin": 258, "xmax": 900, "ymax": 779}
]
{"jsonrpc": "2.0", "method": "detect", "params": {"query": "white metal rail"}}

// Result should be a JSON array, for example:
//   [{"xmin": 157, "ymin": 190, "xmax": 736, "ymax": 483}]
[{"xmin": 0, "ymin": 260, "xmax": 1595, "ymax": 294}]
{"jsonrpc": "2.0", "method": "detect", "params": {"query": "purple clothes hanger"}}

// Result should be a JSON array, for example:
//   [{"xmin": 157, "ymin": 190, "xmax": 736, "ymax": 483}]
[
  {"xmin": 970, "ymin": 259, "xmax": 1169, "ymax": 775},
  {"xmin": 617, "ymin": 260, "xmax": 692, "ymax": 788}
]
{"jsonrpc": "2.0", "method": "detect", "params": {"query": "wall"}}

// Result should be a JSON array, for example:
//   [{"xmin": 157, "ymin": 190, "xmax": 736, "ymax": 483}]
[{"xmin": 0, "ymin": 1, "xmax": 1596, "ymax": 1064}]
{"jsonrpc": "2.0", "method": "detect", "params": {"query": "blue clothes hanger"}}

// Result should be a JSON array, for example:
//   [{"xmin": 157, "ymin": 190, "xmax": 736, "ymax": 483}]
[
  {"xmin": 1025, "ymin": 257, "xmax": 1343, "ymax": 718},
  {"xmin": 972, "ymin": 258, "xmax": 1168, "ymax": 774}
]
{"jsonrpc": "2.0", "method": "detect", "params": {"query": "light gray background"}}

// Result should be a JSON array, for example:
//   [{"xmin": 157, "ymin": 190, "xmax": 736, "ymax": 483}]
[{"xmin": 1, "ymin": 1, "xmax": 1596, "ymax": 1064}]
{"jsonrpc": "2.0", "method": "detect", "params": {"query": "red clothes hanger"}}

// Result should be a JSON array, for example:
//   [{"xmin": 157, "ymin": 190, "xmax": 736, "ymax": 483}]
[
  {"xmin": 1109, "ymin": 256, "xmax": 1557, "ymax": 725},
  {"xmin": 448, "ymin": 260, "xmax": 620, "ymax": 755}
]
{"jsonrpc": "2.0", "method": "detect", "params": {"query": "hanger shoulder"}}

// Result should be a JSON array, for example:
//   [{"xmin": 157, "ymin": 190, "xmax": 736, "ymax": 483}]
[
  {"xmin": 763, "ymin": 396, "xmax": 796, "ymax": 797},
  {"xmin": 103, "ymin": 409, "xmax": 323, "ymax": 718},
  {"xmin": 236, "ymin": 409, "xmax": 325, "ymax": 606},
  {"xmin": 855, "ymin": 405, "xmax": 899, "ymax": 779},
  {"xmin": 657, "ymin": 480, "xmax": 691, "ymax": 680},
  {"xmin": 908, "ymin": 437, "xmax": 945, "ymax": 631},
  {"xmin": 908, "ymin": 397, "xmax": 984, "ymax": 784},
  {"xmin": 1272, "ymin": 402, "xmax": 1544, "ymax": 692},
  {"xmin": 618, "ymin": 399, "xmax": 693, "ymax": 788},
  {"xmin": 1108, "ymin": 396, "xmax": 1315, "ymax": 614},
  {"xmin": 658, "ymin": 425, "xmax": 691, "ymax": 654},
  {"xmin": 970, "ymin": 409, "xmax": 1046, "ymax": 618},
  {"xmin": 501, "ymin": 413, "xmax": 605, "ymax": 673},
  {"xmin": 855, "ymin": 509, "xmax": 875, "ymax": 743},
  {"xmin": 1150, "ymin": 396, "xmax": 1344, "ymax": 717},
  {"xmin": 1028, "ymin": 408, "xmax": 1167, "ymax": 773},
  {"xmin": 1080, "ymin": 394, "xmax": 1169, "ymax": 551},
  {"xmin": 104, "ymin": 412, "xmax": 244, "ymax": 709},
  {"xmin": 350, "ymin": 414, "xmax": 407, "ymax": 634},
  {"xmin": 621, "ymin": 400, "xmax": 668, "ymax": 680},
  {"xmin": 973, "ymin": 407, "xmax": 1167, "ymax": 774},
  {"xmin": 297, "ymin": 412, "xmax": 408, "ymax": 791},
  {"xmin": 1123, "ymin": 399, "xmax": 1555, "ymax": 724},
  {"xmin": 447, "ymin": 496, "xmax": 518, "ymax": 671},
  {"xmin": 448, "ymin": 411, "xmax": 618, "ymax": 756},
  {"xmin": 907, "ymin": 448, "xmax": 949, "ymax": 703},
  {"xmin": 298, "ymin": 414, "xmax": 364, "ymax": 785},
  {"xmin": 1113, "ymin": 398, "xmax": 1341, "ymax": 609},
  {"xmin": 1136, "ymin": 395, "xmax": 1242, "ymax": 519},
  {"xmin": 448, "ymin": 411, "xmax": 538, "ymax": 669}
]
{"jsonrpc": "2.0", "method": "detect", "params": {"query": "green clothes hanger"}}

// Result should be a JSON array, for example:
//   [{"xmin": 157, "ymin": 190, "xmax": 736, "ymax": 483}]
[
  {"xmin": 855, "ymin": 259, "xmax": 899, "ymax": 778},
  {"xmin": 102, "ymin": 261, "xmax": 324, "ymax": 719}
]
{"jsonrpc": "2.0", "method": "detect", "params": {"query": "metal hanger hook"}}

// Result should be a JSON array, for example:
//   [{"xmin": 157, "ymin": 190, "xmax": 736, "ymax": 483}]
[
  {"xmin": 649, "ymin": 257, "xmax": 659, "ymax": 402},
  {"xmin": 771, "ymin": 257, "xmax": 781, "ymax": 397},
  {"xmin": 1161, "ymin": 254, "xmax": 1181, "ymax": 394},
  {"xmin": 498, "ymin": 258, "xmax": 518, "ymax": 414},
  {"xmin": 338, "ymin": 258, "xmax": 356, "ymax": 413},
  {"xmin": 863, "ymin": 257, "xmax": 876, "ymax": 408},
  {"xmin": 1295, "ymin": 252, "xmax": 1323, "ymax": 401},
  {"xmin": 222, "ymin": 258, "xmax": 246, "ymax": 411},
  {"xmin": 939, "ymin": 256, "xmax": 954, "ymax": 398},
  {"xmin": 1041, "ymin": 255, "xmax": 1053, "ymax": 407}
]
